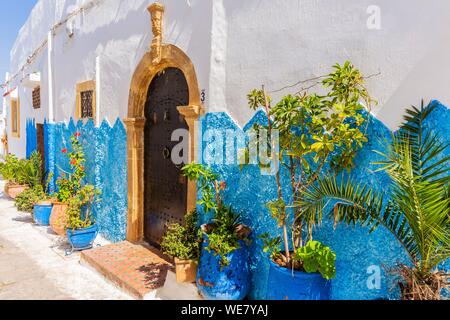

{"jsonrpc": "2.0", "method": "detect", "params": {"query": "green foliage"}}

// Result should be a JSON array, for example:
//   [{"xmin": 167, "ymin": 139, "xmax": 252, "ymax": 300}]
[
  {"xmin": 182, "ymin": 163, "xmax": 219, "ymax": 214},
  {"xmin": 299, "ymin": 102, "xmax": 450, "ymax": 281},
  {"xmin": 15, "ymin": 186, "xmax": 45, "ymax": 213},
  {"xmin": 161, "ymin": 210, "xmax": 202, "ymax": 260},
  {"xmin": 0, "ymin": 152, "xmax": 43, "ymax": 187},
  {"xmin": 20, "ymin": 152, "xmax": 43, "ymax": 188},
  {"xmin": 0, "ymin": 154, "xmax": 21, "ymax": 183},
  {"xmin": 65, "ymin": 184, "xmax": 101, "ymax": 230},
  {"xmin": 260, "ymin": 233, "xmax": 281, "ymax": 261},
  {"xmin": 57, "ymin": 133, "xmax": 101, "ymax": 230},
  {"xmin": 205, "ymin": 206, "xmax": 244, "ymax": 267},
  {"xmin": 246, "ymin": 61, "xmax": 373, "ymax": 268},
  {"xmin": 56, "ymin": 135, "xmax": 88, "ymax": 203},
  {"xmin": 182, "ymin": 164, "xmax": 251, "ymax": 267},
  {"xmin": 293, "ymin": 241, "xmax": 336, "ymax": 280}
]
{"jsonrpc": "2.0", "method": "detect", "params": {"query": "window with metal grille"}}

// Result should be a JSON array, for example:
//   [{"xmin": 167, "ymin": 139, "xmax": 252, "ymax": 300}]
[
  {"xmin": 32, "ymin": 87, "xmax": 41, "ymax": 109},
  {"xmin": 76, "ymin": 80, "xmax": 96, "ymax": 121},
  {"xmin": 80, "ymin": 90, "xmax": 94, "ymax": 118}
]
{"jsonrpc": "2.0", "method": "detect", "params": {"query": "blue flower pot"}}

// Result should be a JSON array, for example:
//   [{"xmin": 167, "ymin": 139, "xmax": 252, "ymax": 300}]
[
  {"xmin": 196, "ymin": 238, "xmax": 251, "ymax": 300},
  {"xmin": 67, "ymin": 224, "xmax": 98, "ymax": 251},
  {"xmin": 266, "ymin": 260, "xmax": 331, "ymax": 300},
  {"xmin": 33, "ymin": 203, "xmax": 53, "ymax": 226}
]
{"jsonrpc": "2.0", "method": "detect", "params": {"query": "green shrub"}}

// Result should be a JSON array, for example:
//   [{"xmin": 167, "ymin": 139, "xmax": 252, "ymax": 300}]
[
  {"xmin": 161, "ymin": 210, "xmax": 202, "ymax": 261},
  {"xmin": 0, "ymin": 154, "xmax": 21, "ymax": 183},
  {"xmin": 182, "ymin": 164, "xmax": 252, "ymax": 268},
  {"xmin": 293, "ymin": 241, "xmax": 336, "ymax": 280},
  {"xmin": 0, "ymin": 152, "xmax": 43, "ymax": 187},
  {"xmin": 15, "ymin": 186, "xmax": 45, "ymax": 213},
  {"xmin": 204, "ymin": 206, "xmax": 245, "ymax": 267}
]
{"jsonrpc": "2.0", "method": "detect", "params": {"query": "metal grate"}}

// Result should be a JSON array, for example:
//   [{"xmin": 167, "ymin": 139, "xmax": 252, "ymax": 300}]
[
  {"xmin": 80, "ymin": 90, "xmax": 93, "ymax": 118},
  {"xmin": 32, "ymin": 87, "xmax": 41, "ymax": 109}
]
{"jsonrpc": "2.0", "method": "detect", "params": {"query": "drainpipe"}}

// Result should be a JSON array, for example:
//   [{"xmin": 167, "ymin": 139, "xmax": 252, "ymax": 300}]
[
  {"xmin": 47, "ymin": 31, "xmax": 55, "ymax": 123},
  {"xmin": 95, "ymin": 55, "xmax": 101, "ymax": 127}
]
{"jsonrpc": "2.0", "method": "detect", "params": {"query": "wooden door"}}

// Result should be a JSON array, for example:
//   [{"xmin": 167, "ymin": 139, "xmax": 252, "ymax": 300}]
[{"xmin": 144, "ymin": 68, "xmax": 189, "ymax": 246}]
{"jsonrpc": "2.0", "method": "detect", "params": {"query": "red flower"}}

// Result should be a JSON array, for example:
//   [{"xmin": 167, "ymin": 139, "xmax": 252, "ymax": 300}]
[
  {"xmin": 70, "ymin": 160, "xmax": 76, "ymax": 166},
  {"xmin": 62, "ymin": 148, "xmax": 68, "ymax": 154},
  {"xmin": 219, "ymin": 181, "xmax": 227, "ymax": 191},
  {"xmin": 74, "ymin": 132, "xmax": 81, "ymax": 138}
]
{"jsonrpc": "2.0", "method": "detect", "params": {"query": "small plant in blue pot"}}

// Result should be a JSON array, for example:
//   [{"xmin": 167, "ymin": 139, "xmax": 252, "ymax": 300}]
[
  {"xmin": 59, "ymin": 133, "xmax": 101, "ymax": 254},
  {"xmin": 182, "ymin": 164, "xmax": 252, "ymax": 300},
  {"xmin": 245, "ymin": 62, "xmax": 374, "ymax": 300},
  {"xmin": 65, "ymin": 184, "xmax": 100, "ymax": 254}
]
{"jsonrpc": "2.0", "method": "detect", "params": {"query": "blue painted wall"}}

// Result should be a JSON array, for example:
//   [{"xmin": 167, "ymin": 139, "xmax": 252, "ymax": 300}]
[
  {"xmin": 26, "ymin": 118, "xmax": 37, "ymax": 158},
  {"xmin": 197, "ymin": 100, "xmax": 450, "ymax": 300},
  {"xmin": 44, "ymin": 119, "xmax": 128, "ymax": 242}
]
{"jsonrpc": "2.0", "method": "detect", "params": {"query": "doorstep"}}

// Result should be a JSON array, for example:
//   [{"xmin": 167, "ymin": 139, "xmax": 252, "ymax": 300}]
[{"xmin": 80, "ymin": 241, "xmax": 202, "ymax": 300}]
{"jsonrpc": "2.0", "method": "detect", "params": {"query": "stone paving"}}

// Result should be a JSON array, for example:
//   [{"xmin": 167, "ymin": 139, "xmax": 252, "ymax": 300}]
[{"xmin": 0, "ymin": 181, "xmax": 133, "ymax": 300}]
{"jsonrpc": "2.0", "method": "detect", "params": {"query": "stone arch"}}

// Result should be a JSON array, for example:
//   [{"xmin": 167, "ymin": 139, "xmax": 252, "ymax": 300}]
[{"xmin": 124, "ymin": 44, "xmax": 204, "ymax": 242}]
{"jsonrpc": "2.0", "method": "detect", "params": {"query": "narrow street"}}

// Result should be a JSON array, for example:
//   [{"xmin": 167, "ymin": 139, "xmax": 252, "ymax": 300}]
[{"xmin": 0, "ymin": 181, "xmax": 133, "ymax": 300}]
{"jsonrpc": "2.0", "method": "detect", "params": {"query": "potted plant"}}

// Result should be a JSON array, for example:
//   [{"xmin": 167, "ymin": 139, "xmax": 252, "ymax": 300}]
[
  {"xmin": 0, "ymin": 154, "xmax": 29, "ymax": 198},
  {"xmin": 33, "ymin": 173, "xmax": 55, "ymax": 226},
  {"xmin": 50, "ymin": 133, "xmax": 87, "ymax": 237},
  {"xmin": 161, "ymin": 210, "xmax": 202, "ymax": 283},
  {"xmin": 182, "ymin": 164, "xmax": 252, "ymax": 300},
  {"xmin": 300, "ymin": 102, "xmax": 450, "ymax": 300},
  {"xmin": 11, "ymin": 152, "xmax": 54, "ymax": 226},
  {"xmin": 65, "ymin": 184, "xmax": 100, "ymax": 254},
  {"xmin": 245, "ymin": 61, "xmax": 373, "ymax": 300}
]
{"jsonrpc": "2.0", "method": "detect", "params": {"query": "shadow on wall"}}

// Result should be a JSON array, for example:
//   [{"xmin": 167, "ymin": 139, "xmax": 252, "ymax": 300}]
[
  {"xmin": 43, "ymin": 118, "xmax": 128, "ymax": 243},
  {"xmin": 197, "ymin": 100, "xmax": 450, "ymax": 300}
]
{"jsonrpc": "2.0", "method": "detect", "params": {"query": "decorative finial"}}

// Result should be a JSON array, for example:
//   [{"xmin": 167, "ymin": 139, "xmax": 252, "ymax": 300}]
[{"xmin": 148, "ymin": 2, "xmax": 165, "ymax": 64}]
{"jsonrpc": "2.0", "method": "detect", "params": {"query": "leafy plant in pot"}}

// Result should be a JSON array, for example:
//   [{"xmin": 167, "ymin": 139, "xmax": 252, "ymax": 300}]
[
  {"xmin": 182, "ymin": 164, "xmax": 252, "ymax": 300},
  {"xmin": 50, "ymin": 132, "xmax": 95, "ymax": 237},
  {"xmin": 0, "ymin": 152, "xmax": 43, "ymax": 199},
  {"xmin": 299, "ymin": 102, "xmax": 450, "ymax": 300},
  {"xmin": 161, "ymin": 210, "xmax": 202, "ymax": 283},
  {"xmin": 11, "ymin": 152, "xmax": 54, "ymax": 225},
  {"xmin": 245, "ymin": 61, "xmax": 374, "ymax": 300},
  {"xmin": 65, "ymin": 183, "xmax": 100, "ymax": 254}
]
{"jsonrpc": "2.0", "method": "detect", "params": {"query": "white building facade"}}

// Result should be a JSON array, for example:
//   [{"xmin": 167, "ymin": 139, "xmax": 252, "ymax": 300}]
[{"xmin": 3, "ymin": 0, "xmax": 450, "ymax": 300}]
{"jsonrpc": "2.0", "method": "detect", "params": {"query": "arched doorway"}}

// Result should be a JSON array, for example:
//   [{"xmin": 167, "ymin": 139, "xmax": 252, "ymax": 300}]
[
  {"xmin": 125, "ymin": 44, "xmax": 204, "ymax": 243},
  {"xmin": 144, "ymin": 68, "xmax": 189, "ymax": 246}
]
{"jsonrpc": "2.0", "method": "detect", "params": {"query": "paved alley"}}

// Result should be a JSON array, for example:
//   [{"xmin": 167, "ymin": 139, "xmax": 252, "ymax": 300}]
[{"xmin": 0, "ymin": 182, "xmax": 133, "ymax": 300}]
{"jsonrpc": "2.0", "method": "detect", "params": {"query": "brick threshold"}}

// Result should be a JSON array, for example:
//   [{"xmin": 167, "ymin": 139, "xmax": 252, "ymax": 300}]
[{"xmin": 80, "ymin": 241, "xmax": 169, "ymax": 299}]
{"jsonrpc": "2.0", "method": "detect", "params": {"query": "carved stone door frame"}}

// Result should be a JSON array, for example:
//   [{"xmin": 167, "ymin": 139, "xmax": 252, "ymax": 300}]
[{"xmin": 124, "ymin": 3, "xmax": 204, "ymax": 243}]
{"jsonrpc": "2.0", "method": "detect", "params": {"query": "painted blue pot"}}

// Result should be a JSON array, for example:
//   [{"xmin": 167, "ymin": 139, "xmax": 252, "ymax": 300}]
[
  {"xmin": 197, "ymin": 238, "xmax": 251, "ymax": 300},
  {"xmin": 33, "ymin": 203, "xmax": 53, "ymax": 226},
  {"xmin": 266, "ymin": 260, "xmax": 331, "ymax": 300},
  {"xmin": 67, "ymin": 224, "xmax": 98, "ymax": 251}
]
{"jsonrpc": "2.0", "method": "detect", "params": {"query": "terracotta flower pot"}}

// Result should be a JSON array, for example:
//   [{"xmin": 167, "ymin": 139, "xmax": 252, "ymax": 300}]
[
  {"xmin": 50, "ymin": 202, "xmax": 68, "ymax": 237},
  {"xmin": 175, "ymin": 258, "xmax": 198, "ymax": 283},
  {"xmin": 5, "ymin": 183, "xmax": 29, "ymax": 199}
]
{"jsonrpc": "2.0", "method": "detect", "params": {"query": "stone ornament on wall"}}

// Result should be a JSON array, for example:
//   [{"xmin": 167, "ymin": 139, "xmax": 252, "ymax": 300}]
[
  {"xmin": 125, "ymin": 3, "xmax": 205, "ymax": 243},
  {"xmin": 148, "ymin": 2, "xmax": 165, "ymax": 65}
]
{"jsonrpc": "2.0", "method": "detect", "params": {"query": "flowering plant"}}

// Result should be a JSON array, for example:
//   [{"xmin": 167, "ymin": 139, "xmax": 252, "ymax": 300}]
[
  {"xmin": 56, "ymin": 133, "xmax": 101, "ymax": 230},
  {"xmin": 56, "ymin": 133, "xmax": 87, "ymax": 203}
]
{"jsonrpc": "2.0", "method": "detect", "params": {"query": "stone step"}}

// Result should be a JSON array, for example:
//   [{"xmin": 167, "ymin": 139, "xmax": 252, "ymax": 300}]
[{"xmin": 80, "ymin": 241, "xmax": 201, "ymax": 300}]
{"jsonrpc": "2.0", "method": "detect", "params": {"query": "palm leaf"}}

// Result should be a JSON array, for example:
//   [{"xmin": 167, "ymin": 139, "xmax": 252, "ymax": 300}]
[{"xmin": 298, "ymin": 102, "xmax": 450, "ymax": 272}]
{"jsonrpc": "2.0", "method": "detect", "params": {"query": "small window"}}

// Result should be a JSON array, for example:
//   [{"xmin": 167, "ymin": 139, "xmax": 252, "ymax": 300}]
[
  {"xmin": 32, "ymin": 86, "xmax": 41, "ymax": 109},
  {"xmin": 11, "ymin": 98, "xmax": 20, "ymax": 138},
  {"xmin": 76, "ymin": 80, "xmax": 96, "ymax": 121}
]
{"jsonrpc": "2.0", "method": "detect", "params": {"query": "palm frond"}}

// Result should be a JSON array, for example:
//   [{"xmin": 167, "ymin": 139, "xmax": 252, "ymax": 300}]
[{"xmin": 299, "ymin": 102, "xmax": 450, "ymax": 272}]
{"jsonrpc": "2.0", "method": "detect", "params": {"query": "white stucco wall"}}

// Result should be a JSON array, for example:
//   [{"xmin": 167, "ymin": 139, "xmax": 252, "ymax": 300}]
[{"xmin": 7, "ymin": 0, "xmax": 450, "ymax": 157}]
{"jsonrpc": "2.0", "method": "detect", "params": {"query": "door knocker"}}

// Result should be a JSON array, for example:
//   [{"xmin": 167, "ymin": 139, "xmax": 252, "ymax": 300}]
[{"xmin": 163, "ymin": 146, "xmax": 171, "ymax": 159}]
